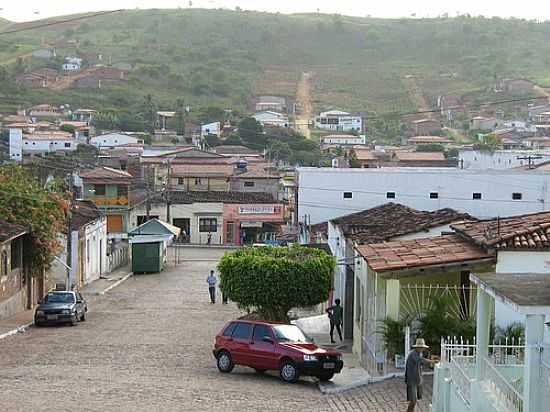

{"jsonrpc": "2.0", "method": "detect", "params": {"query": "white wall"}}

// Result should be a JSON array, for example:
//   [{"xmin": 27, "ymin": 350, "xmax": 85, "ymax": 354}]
[
  {"xmin": 393, "ymin": 224, "xmax": 454, "ymax": 241},
  {"xmin": 459, "ymin": 150, "xmax": 550, "ymax": 170},
  {"xmin": 297, "ymin": 167, "xmax": 550, "ymax": 224},
  {"xmin": 22, "ymin": 138, "xmax": 78, "ymax": 153},
  {"xmin": 90, "ymin": 133, "xmax": 140, "ymax": 148},
  {"xmin": 83, "ymin": 218, "xmax": 108, "ymax": 284},
  {"xmin": 9, "ymin": 128, "xmax": 23, "ymax": 161}
]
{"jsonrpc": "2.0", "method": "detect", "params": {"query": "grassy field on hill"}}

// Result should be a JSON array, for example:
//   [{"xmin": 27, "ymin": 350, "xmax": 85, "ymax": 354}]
[{"xmin": 1, "ymin": 9, "xmax": 550, "ymax": 120}]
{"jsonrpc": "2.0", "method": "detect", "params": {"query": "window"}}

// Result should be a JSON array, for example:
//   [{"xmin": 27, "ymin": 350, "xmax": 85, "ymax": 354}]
[
  {"xmin": 177, "ymin": 177, "xmax": 184, "ymax": 185},
  {"xmin": 512, "ymin": 193, "xmax": 522, "ymax": 200},
  {"xmin": 231, "ymin": 322, "xmax": 252, "ymax": 340},
  {"xmin": 222, "ymin": 322, "xmax": 237, "ymax": 337},
  {"xmin": 244, "ymin": 181, "xmax": 255, "ymax": 187},
  {"xmin": 343, "ymin": 192, "xmax": 353, "ymax": 199},
  {"xmin": 253, "ymin": 325, "xmax": 272, "ymax": 342},
  {"xmin": 430, "ymin": 192, "xmax": 439, "ymax": 199},
  {"xmin": 137, "ymin": 215, "xmax": 159, "ymax": 226},
  {"xmin": 64, "ymin": 143, "xmax": 71, "ymax": 148},
  {"xmin": 86, "ymin": 240, "xmax": 90, "ymax": 263},
  {"xmin": 117, "ymin": 185, "xmax": 128, "ymax": 198},
  {"xmin": 472, "ymin": 193, "xmax": 482, "ymax": 200},
  {"xmin": 194, "ymin": 177, "xmax": 203, "ymax": 185},
  {"xmin": 386, "ymin": 192, "xmax": 396, "ymax": 199},
  {"xmin": 199, "ymin": 218, "xmax": 218, "ymax": 233},
  {"xmin": 94, "ymin": 184, "xmax": 106, "ymax": 196}
]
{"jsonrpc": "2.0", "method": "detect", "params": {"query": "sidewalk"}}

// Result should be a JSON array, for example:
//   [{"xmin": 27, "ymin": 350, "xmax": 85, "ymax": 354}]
[
  {"xmin": 293, "ymin": 313, "xmax": 371, "ymax": 394},
  {"xmin": 0, "ymin": 309, "xmax": 34, "ymax": 340}
]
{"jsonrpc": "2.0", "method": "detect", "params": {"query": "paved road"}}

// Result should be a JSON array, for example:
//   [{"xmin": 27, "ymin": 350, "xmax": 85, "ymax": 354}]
[{"xmin": 0, "ymin": 248, "xmax": 431, "ymax": 411}]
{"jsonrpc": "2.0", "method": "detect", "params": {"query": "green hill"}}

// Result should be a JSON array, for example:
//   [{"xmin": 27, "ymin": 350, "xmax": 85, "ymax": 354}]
[{"xmin": 2, "ymin": 9, "xmax": 550, "ymax": 123}]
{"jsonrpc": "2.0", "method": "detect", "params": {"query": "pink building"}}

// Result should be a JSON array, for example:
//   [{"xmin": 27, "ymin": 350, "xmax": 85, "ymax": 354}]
[{"xmin": 223, "ymin": 203, "xmax": 285, "ymax": 245}]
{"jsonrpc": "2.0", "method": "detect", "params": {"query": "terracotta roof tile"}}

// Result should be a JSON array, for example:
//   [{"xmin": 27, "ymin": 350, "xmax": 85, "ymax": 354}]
[
  {"xmin": 452, "ymin": 211, "xmax": 550, "ymax": 250},
  {"xmin": 356, "ymin": 234, "xmax": 491, "ymax": 272},
  {"xmin": 153, "ymin": 191, "xmax": 277, "ymax": 204},
  {"xmin": 394, "ymin": 152, "xmax": 446, "ymax": 162},
  {"xmin": 331, "ymin": 203, "xmax": 473, "ymax": 244},
  {"xmin": 80, "ymin": 166, "xmax": 133, "ymax": 180},
  {"xmin": 0, "ymin": 220, "xmax": 28, "ymax": 243}
]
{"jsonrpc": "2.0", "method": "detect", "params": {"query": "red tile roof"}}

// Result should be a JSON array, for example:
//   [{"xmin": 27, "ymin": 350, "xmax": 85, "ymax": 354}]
[
  {"xmin": 70, "ymin": 200, "xmax": 103, "ymax": 230},
  {"xmin": 356, "ymin": 234, "xmax": 492, "ymax": 272},
  {"xmin": 0, "ymin": 220, "xmax": 28, "ymax": 243},
  {"xmin": 394, "ymin": 152, "xmax": 446, "ymax": 162},
  {"xmin": 452, "ymin": 211, "xmax": 550, "ymax": 250},
  {"xmin": 171, "ymin": 164, "xmax": 234, "ymax": 177},
  {"xmin": 408, "ymin": 136, "xmax": 453, "ymax": 144},
  {"xmin": 80, "ymin": 167, "xmax": 133, "ymax": 180},
  {"xmin": 332, "ymin": 203, "xmax": 473, "ymax": 244}
]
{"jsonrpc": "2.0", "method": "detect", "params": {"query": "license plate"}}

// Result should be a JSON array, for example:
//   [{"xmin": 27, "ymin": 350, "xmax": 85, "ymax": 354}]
[
  {"xmin": 323, "ymin": 362, "xmax": 335, "ymax": 369},
  {"xmin": 46, "ymin": 315, "xmax": 57, "ymax": 320}
]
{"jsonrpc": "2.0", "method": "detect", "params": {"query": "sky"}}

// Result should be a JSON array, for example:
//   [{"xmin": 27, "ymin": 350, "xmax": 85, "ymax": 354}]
[{"xmin": 1, "ymin": 0, "xmax": 550, "ymax": 22}]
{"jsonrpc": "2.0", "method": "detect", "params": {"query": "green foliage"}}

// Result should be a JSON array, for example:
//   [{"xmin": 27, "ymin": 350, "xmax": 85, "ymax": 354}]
[
  {"xmin": 0, "ymin": 165, "xmax": 66, "ymax": 272},
  {"xmin": 59, "ymin": 124, "xmax": 76, "ymax": 134},
  {"xmin": 348, "ymin": 150, "xmax": 361, "ymax": 168},
  {"xmin": 218, "ymin": 245, "xmax": 335, "ymax": 322},
  {"xmin": 473, "ymin": 133, "xmax": 502, "ymax": 151},
  {"xmin": 238, "ymin": 117, "xmax": 265, "ymax": 149},
  {"xmin": 495, "ymin": 322, "xmax": 525, "ymax": 343},
  {"xmin": 381, "ymin": 317, "xmax": 410, "ymax": 359},
  {"xmin": 416, "ymin": 143, "xmax": 446, "ymax": 152},
  {"xmin": 204, "ymin": 134, "xmax": 221, "ymax": 147}
]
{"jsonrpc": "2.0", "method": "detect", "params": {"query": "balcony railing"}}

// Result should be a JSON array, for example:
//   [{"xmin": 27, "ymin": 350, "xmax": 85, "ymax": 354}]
[{"xmin": 89, "ymin": 196, "xmax": 128, "ymax": 206}]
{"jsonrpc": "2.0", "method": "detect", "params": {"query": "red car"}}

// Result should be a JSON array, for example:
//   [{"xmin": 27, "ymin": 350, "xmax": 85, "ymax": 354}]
[{"xmin": 213, "ymin": 320, "xmax": 344, "ymax": 383}]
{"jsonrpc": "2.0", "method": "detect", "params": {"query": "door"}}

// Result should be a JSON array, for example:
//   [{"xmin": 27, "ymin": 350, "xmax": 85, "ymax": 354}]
[
  {"xmin": 229, "ymin": 322, "xmax": 253, "ymax": 365},
  {"xmin": 172, "ymin": 218, "xmax": 190, "ymax": 243},
  {"xmin": 106, "ymin": 214, "xmax": 123, "ymax": 233},
  {"xmin": 249, "ymin": 324, "xmax": 278, "ymax": 369}
]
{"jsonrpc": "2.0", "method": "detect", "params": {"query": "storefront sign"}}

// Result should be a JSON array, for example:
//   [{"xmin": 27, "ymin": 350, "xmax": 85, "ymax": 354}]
[
  {"xmin": 240, "ymin": 221, "xmax": 263, "ymax": 228},
  {"xmin": 238, "ymin": 206, "xmax": 275, "ymax": 215}
]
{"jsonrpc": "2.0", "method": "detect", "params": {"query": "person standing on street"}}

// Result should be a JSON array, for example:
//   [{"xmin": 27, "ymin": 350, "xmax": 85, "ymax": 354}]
[
  {"xmin": 206, "ymin": 270, "xmax": 217, "ymax": 304},
  {"xmin": 405, "ymin": 338, "xmax": 436, "ymax": 412},
  {"xmin": 326, "ymin": 298, "xmax": 343, "ymax": 344}
]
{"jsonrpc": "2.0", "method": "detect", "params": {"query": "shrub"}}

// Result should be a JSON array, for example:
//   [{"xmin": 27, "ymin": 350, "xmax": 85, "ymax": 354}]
[{"xmin": 218, "ymin": 245, "xmax": 335, "ymax": 322}]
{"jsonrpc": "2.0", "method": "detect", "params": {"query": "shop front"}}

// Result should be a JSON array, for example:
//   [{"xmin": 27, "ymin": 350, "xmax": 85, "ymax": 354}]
[{"xmin": 223, "ymin": 204, "xmax": 285, "ymax": 246}]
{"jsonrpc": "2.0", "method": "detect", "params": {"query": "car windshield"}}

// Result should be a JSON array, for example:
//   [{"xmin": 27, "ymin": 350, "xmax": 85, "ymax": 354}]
[
  {"xmin": 44, "ymin": 293, "xmax": 75, "ymax": 304},
  {"xmin": 272, "ymin": 325, "xmax": 311, "ymax": 343}
]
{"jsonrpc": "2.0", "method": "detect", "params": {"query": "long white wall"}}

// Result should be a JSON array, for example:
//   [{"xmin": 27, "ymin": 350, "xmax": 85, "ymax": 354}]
[
  {"xmin": 297, "ymin": 167, "xmax": 550, "ymax": 224},
  {"xmin": 459, "ymin": 150, "xmax": 550, "ymax": 170}
]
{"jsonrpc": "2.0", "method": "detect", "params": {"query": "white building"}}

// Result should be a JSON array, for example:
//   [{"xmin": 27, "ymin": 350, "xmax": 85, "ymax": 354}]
[
  {"xmin": 297, "ymin": 167, "xmax": 550, "ymax": 224},
  {"xmin": 459, "ymin": 149, "xmax": 550, "ymax": 170},
  {"xmin": 90, "ymin": 133, "xmax": 144, "ymax": 149},
  {"xmin": 321, "ymin": 134, "xmax": 367, "ymax": 145},
  {"xmin": 201, "ymin": 121, "xmax": 222, "ymax": 137},
  {"xmin": 62, "ymin": 63, "xmax": 80, "ymax": 71},
  {"xmin": 253, "ymin": 111, "xmax": 289, "ymax": 128},
  {"xmin": 9, "ymin": 128, "xmax": 78, "ymax": 158},
  {"xmin": 314, "ymin": 110, "xmax": 362, "ymax": 132}
]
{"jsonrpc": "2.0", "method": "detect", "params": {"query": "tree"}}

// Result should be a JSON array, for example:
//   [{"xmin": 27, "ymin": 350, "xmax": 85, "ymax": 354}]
[
  {"xmin": 266, "ymin": 140, "xmax": 291, "ymax": 162},
  {"xmin": 60, "ymin": 124, "xmax": 76, "ymax": 135},
  {"xmin": 0, "ymin": 165, "xmax": 66, "ymax": 272},
  {"xmin": 175, "ymin": 98, "xmax": 186, "ymax": 136},
  {"xmin": 218, "ymin": 246, "xmax": 335, "ymax": 321},
  {"xmin": 473, "ymin": 133, "xmax": 502, "ymax": 151},
  {"xmin": 140, "ymin": 94, "xmax": 157, "ymax": 133},
  {"xmin": 222, "ymin": 134, "xmax": 243, "ymax": 146},
  {"xmin": 238, "ymin": 118, "xmax": 265, "ymax": 149},
  {"xmin": 204, "ymin": 134, "xmax": 221, "ymax": 148}
]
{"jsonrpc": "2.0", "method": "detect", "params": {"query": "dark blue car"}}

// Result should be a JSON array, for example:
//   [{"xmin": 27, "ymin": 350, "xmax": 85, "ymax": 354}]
[{"xmin": 34, "ymin": 291, "xmax": 87, "ymax": 326}]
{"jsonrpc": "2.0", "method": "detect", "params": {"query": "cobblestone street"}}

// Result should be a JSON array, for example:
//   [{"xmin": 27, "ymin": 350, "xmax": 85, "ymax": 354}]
[{"xmin": 0, "ymin": 247, "xmax": 431, "ymax": 412}]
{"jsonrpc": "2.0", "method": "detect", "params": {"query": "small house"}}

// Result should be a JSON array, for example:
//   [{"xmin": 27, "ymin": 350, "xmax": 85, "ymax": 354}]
[{"xmin": 128, "ymin": 219, "xmax": 180, "ymax": 274}]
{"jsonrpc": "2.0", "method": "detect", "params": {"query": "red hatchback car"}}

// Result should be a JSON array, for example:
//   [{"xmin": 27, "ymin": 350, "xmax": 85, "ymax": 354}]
[{"xmin": 213, "ymin": 320, "xmax": 344, "ymax": 383}]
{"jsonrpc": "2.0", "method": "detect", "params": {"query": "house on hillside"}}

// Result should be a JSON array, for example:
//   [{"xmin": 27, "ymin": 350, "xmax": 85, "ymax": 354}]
[
  {"xmin": 171, "ymin": 164, "xmax": 234, "ymax": 192},
  {"xmin": 471, "ymin": 116, "xmax": 501, "ymax": 131},
  {"xmin": 407, "ymin": 135, "xmax": 453, "ymax": 146},
  {"xmin": 0, "ymin": 221, "xmax": 30, "ymax": 320},
  {"xmin": 15, "ymin": 68, "xmax": 59, "ymax": 88},
  {"xmin": 412, "ymin": 118, "xmax": 441, "ymax": 136},
  {"xmin": 391, "ymin": 151, "xmax": 457, "ymax": 167},
  {"xmin": 321, "ymin": 134, "xmax": 367, "ymax": 146},
  {"xmin": 315, "ymin": 110, "xmax": 363, "ymax": 132},
  {"xmin": 253, "ymin": 111, "xmax": 289, "ymax": 128},
  {"xmin": 90, "ymin": 133, "xmax": 144, "ymax": 149},
  {"xmin": 230, "ymin": 163, "xmax": 281, "ymax": 199},
  {"xmin": 32, "ymin": 48, "xmax": 56, "ymax": 59},
  {"xmin": 201, "ymin": 122, "xmax": 221, "ymax": 137},
  {"xmin": 28, "ymin": 104, "xmax": 62, "ymax": 118},
  {"xmin": 499, "ymin": 78, "xmax": 534, "ymax": 95},
  {"xmin": 73, "ymin": 108, "xmax": 97, "ymax": 124},
  {"xmin": 254, "ymin": 95, "xmax": 287, "ymax": 113}
]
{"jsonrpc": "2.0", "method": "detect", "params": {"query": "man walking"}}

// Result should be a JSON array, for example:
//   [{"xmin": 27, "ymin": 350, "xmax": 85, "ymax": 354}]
[
  {"xmin": 326, "ymin": 298, "xmax": 343, "ymax": 344},
  {"xmin": 405, "ymin": 338, "xmax": 436, "ymax": 412},
  {"xmin": 206, "ymin": 270, "xmax": 217, "ymax": 304}
]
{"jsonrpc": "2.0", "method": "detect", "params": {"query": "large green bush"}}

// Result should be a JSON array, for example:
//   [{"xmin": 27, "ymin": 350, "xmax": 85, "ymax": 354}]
[{"xmin": 218, "ymin": 245, "xmax": 335, "ymax": 321}]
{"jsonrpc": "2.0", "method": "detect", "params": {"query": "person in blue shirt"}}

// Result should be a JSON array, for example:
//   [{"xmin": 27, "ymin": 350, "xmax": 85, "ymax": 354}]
[{"xmin": 206, "ymin": 270, "xmax": 217, "ymax": 304}]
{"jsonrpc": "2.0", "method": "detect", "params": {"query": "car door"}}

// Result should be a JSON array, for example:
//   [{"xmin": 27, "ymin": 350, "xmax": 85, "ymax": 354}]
[
  {"xmin": 249, "ymin": 324, "xmax": 278, "ymax": 370},
  {"xmin": 230, "ymin": 322, "xmax": 253, "ymax": 365}
]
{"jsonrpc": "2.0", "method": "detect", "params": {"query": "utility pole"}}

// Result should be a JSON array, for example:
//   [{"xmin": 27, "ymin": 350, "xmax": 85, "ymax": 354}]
[
  {"xmin": 165, "ymin": 158, "xmax": 172, "ymax": 223},
  {"xmin": 66, "ymin": 171, "xmax": 74, "ymax": 291}
]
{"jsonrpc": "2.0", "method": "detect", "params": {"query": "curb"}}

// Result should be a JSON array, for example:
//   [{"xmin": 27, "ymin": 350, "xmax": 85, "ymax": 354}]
[
  {"xmin": 319, "ymin": 372, "xmax": 405, "ymax": 394},
  {"xmin": 97, "ymin": 272, "xmax": 133, "ymax": 295},
  {"xmin": 0, "ymin": 321, "xmax": 34, "ymax": 342}
]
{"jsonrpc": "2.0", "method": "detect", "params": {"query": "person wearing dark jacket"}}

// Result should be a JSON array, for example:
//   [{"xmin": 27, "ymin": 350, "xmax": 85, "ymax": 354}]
[
  {"xmin": 326, "ymin": 299, "xmax": 343, "ymax": 344},
  {"xmin": 405, "ymin": 338, "xmax": 436, "ymax": 412}
]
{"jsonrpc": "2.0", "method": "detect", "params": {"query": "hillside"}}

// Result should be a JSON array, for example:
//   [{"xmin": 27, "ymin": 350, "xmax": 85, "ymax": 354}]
[{"xmin": 2, "ymin": 9, "xmax": 550, "ymax": 122}]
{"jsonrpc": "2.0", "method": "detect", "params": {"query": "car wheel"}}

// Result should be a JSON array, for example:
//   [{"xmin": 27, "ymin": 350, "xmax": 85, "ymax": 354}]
[
  {"xmin": 70, "ymin": 313, "xmax": 78, "ymax": 326},
  {"xmin": 254, "ymin": 368, "xmax": 267, "ymax": 374},
  {"xmin": 279, "ymin": 360, "xmax": 299, "ymax": 383},
  {"xmin": 80, "ymin": 311, "xmax": 86, "ymax": 322},
  {"xmin": 317, "ymin": 372, "xmax": 335, "ymax": 382},
  {"xmin": 216, "ymin": 351, "xmax": 234, "ymax": 373},
  {"xmin": 34, "ymin": 319, "xmax": 42, "ymax": 327}
]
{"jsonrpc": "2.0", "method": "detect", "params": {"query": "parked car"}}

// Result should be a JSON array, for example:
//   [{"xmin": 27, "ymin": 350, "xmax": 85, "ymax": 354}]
[
  {"xmin": 213, "ymin": 320, "xmax": 343, "ymax": 383},
  {"xmin": 34, "ymin": 291, "xmax": 87, "ymax": 326}
]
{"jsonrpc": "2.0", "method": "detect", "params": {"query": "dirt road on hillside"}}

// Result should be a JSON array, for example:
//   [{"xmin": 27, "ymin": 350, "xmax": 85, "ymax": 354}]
[{"xmin": 295, "ymin": 71, "xmax": 313, "ymax": 139}]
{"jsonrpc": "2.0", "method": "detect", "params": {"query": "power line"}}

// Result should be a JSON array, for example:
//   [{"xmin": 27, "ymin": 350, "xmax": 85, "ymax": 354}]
[{"xmin": 0, "ymin": 10, "xmax": 125, "ymax": 36}]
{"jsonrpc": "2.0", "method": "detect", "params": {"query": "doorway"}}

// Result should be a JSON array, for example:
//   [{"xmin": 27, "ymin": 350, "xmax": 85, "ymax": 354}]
[{"xmin": 172, "ymin": 218, "xmax": 191, "ymax": 243}]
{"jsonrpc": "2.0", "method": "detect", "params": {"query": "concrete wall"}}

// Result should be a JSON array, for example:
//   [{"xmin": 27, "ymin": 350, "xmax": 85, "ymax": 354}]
[
  {"xmin": 297, "ymin": 167, "xmax": 550, "ymax": 224},
  {"xmin": 83, "ymin": 218, "xmax": 108, "ymax": 284},
  {"xmin": 90, "ymin": 133, "xmax": 140, "ymax": 148},
  {"xmin": 0, "ymin": 239, "xmax": 26, "ymax": 320},
  {"xmin": 459, "ymin": 150, "xmax": 550, "ymax": 170}
]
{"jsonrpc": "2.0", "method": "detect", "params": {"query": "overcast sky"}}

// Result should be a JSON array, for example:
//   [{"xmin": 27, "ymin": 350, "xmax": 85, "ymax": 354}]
[{"xmin": 1, "ymin": 0, "xmax": 550, "ymax": 22}]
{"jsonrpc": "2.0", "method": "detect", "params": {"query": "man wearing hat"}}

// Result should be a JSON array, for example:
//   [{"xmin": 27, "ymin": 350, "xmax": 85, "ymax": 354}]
[{"xmin": 405, "ymin": 338, "xmax": 436, "ymax": 412}]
